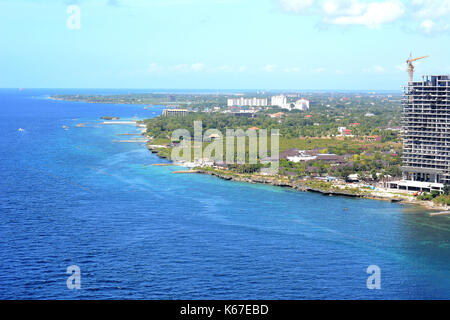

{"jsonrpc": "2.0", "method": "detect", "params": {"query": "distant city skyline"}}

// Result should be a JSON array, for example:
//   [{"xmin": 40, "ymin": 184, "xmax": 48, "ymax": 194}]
[{"xmin": 1, "ymin": 0, "xmax": 450, "ymax": 90}]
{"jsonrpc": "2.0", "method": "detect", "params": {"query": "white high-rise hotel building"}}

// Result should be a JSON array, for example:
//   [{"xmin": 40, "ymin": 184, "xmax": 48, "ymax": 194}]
[
  {"xmin": 227, "ymin": 97, "xmax": 268, "ymax": 107},
  {"xmin": 271, "ymin": 94, "xmax": 309, "ymax": 111},
  {"xmin": 402, "ymin": 75, "xmax": 450, "ymax": 186},
  {"xmin": 294, "ymin": 98, "xmax": 310, "ymax": 111},
  {"xmin": 388, "ymin": 75, "xmax": 450, "ymax": 193},
  {"xmin": 271, "ymin": 95, "xmax": 287, "ymax": 108},
  {"xmin": 227, "ymin": 95, "xmax": 310, "ymax": 111}
]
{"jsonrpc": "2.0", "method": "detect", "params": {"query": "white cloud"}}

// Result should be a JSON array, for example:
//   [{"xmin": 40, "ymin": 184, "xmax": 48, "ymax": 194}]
[
  {"xmin": 263, "ymin": 64, "xmax": 278, "ymax": 72},
  {"xmin": 419, "ymin": 19, "xmax": 435, "ymax": 33},
  {"xmin": 364, "ymin": 65, "xmax": 386, "ymax": 74},
  {"xmin": 410, "ymin": 1, "xmax": 450, "ymax": 34},
  {"xmin": 277, "ymin": 0, "xmax": 450, "ymax": 34},
  {"xmin": 261, "ymin": 65, "xmax": 302, "ymax": 73},
  {"xmin": 283, "ymin": 67, "xmax": 302, "ymax": 72},
  {"xmin": 412, "ymin": 0, "xmax": 450, "ymax": 19},
  {"xmin": 169, "ymin": 63, "xmax": 205, "ymax": 72},
  {"xmin": 171, "ymin": 64, "xmax": 189, "ymax": 72},
  {"xmin": 104, "ymin": 0, "xmax": 242, "ymax": 8},
  {"xmin": 213, "ymin": 65, "xmax": 232, "ymax": 72},
  {"xmin": 279, "ymin": 0, "xmax": 315, "ymax": 13},
  {"xmin": 149, "ymin": 63, "xmax": 250, "ymax": 74},
  {"xmin": 322, "ymin": 0, "xmax": 364, "ymax": 16},
  {"xmin": 190, "ymin": 62, "xmax": 205, "ymax": 72},
  {"xmin": 418, "ymin": 18, "xmax": 450, "ymax": 34},
  {"xmin": 148, "ymin": 63, "xmax": 163, "ymax": 72},
  {"xmin": 313, "ymin": 67, "xmax": 325, "ymax": 73},
  {"xmin": 395, "ymin": 63, "xmax": 407, "ymax": 72},
  {"xmin": 277, "ymin": 0, "xmax": 405, "ymax": 29},
  {"xmin": 210, "ymin": 65, "xmax": 247, "ymax": 73},
  {"xmin": 323, "ymin": 0, "xmax": 405, "ymax": 28}
]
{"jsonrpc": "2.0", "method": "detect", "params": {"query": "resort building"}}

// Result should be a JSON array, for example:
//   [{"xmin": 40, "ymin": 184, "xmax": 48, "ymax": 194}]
[
  {"xmin": 271, "ymin": 96, "xmax": 310, "ymax": 111},
  {"xmin": 402, "ymin": 75, "xmax": 450, "ymax": 185},
  {"xmin": 293, "ymin": 98, "xmax": 310, "ymax": 111},
  {"xmin": 338, "ymin": 127, "xmax": 353, "ymax": 136},
  {"xmin": 271, "ymin": 95, "xmax": 287, "ymax": 107},
  {"xmin": 230, "ymin": 110, "xmax": 257, "ymax": 118},
  {"xmin": 162, "ymin": 109, "xmax": 189, "ymax": 117},
  {"xmin": 280, "ymin": 149, "xmax": 317, "ymax": 162},
  {"xmin": 280, "ymin": 149, "xmax": 345, "ymax": 164},
  {"xmin": 227, "ymin": 97, "xmax": 268, "ymax": 107},
  {"xmin": 388, "ymin": 75, "xmax": 450, "ymax": 192}
]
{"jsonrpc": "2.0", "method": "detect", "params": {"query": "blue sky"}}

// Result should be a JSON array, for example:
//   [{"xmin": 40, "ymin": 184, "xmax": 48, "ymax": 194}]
[{"xmin": 1, "ymin": 0, "xmax": 449, "ymax": 90}]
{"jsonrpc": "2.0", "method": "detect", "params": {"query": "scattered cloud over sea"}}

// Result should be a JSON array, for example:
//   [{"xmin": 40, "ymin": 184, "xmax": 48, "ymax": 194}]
[{"xmin": 275, "ymin": 0, "xmax": 450, "ymax": 35}]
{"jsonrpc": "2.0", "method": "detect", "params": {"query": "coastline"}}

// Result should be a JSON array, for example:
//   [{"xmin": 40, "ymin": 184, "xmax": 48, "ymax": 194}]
[
  {"xmin": 145, "ymin": 144, "xmax": 449, "ymax": 214},
  {"xmin": 47, "ymin": 92, "xmax": 450, "ymax": 216},
  {"xmin": 198, "ymin": 169, "xmax": 450, "ymax": 213},
  {"xmin": 48, "ymin": 96, "xmax": 166, "ymax": 107},
  {"xmin": 48, "ymin": 96, "xmax": 148, "ymax": 105},
  {"xmin": 49, "ymin": 94, "xmax": 448, "ymax": 216},
  {"xmin": 48, "ymin": 96, "xmax": 133, "ymax": 104}
]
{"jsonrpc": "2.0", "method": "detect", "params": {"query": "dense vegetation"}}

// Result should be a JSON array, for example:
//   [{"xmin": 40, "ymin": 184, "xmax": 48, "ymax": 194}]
[
  {"xmin": 55, "ymin": 91, "xmax": 450, "ymax": 203},
  {"xmin": 55, "ymin": 91, "xmax": 404, "ymax": 180},
  {"xmin": 142, "ymin": 91, "xmax": 403, "ymax": 180},
  {"xmin": 418, "ymin": 185, "xmax": 450, "ymax": 204}
]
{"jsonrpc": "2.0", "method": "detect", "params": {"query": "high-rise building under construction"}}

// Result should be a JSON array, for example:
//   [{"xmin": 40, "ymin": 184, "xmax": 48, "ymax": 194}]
[{"xmin": 402, "ymin": 75, "xmax": 450, "ymax": 187}]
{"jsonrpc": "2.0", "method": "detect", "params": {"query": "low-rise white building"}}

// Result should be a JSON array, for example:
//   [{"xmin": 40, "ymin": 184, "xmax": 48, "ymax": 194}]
[
  {"xmin": 287, "ymin": 154, "xmax": 317, "ymax": 162},
  {"xmin": 162, "ymin": 109, "xmax": 189, "ymax": 117},
  {"xmin": 285, "ymin": 150, "xmax": 317, "ymax": 163},
  {"xmin": 387, "ymin": 180, "xmax": 444, "ymax": 193},
  {"xmin": 227, "ymin": 97, "xmax": 268, "ymax": 107},
  {"xmin": 338, "ymin": 127, "xmax": 347, "ymax": 134}
]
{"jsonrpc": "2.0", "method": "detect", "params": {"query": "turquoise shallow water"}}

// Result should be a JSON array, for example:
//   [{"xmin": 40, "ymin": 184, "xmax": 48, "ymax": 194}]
[{"xmin": 0, "ymin": 89, "xmax": 449, "ymax": 299}]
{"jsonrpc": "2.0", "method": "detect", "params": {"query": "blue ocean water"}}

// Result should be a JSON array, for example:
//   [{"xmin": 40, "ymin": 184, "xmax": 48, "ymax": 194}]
[{"xmin": 0, "ymin": 89, "xmax": 449, "ymax": 300}]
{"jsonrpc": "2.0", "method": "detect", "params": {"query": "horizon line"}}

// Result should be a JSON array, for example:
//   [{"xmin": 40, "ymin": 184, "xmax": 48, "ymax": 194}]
[{"xmin": 0, "ymin": 87, "xmax": 404, "ymax": 93}]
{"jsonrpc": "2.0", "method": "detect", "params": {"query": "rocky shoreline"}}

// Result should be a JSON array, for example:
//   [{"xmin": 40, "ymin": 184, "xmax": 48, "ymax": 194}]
[
  {"xmin": 196, "ymin": 169, "xmax": 400, "ymax": 201},
  {"xmin": 146, "ymin": 144, "xmax": 449, "ymax": 214},
  {"xmin": 196, "ymin": 169, "xmax": 450, "ymax": 213}
]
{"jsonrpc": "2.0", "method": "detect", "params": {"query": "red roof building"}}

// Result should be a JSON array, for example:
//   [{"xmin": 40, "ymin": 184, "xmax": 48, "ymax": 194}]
[
  {"xmin": 269, "ymin": 112, "xmax": 285, "ymax": 118},
  {"xmin": 365, "ymin": 135, "xmax": 382, "ymax": 142},
  {"xmin": 343, "ymin": 129, "xmax": 353, "ymax": 135}
]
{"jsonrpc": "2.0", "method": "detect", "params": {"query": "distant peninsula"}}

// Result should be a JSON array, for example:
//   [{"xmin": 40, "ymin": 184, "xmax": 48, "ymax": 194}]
[{"xmin": 49, "ymin": 93, "xmax": 227, "ymax": 109}]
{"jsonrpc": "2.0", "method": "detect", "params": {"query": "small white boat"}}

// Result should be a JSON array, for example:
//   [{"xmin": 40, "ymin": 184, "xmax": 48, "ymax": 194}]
[
  {"xmin": 430, "ymin": 211, "xmax": 450, "ymax": 216},
  {"xmin": 18, "ymin": 128, "xmax": 25, "ymax": 132}
]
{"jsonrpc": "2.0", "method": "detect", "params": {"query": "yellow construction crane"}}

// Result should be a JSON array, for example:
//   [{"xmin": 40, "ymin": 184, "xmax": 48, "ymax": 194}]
[{"xmin": 407, "ymin": 54, "xmax": 429, "ymax": 83}]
